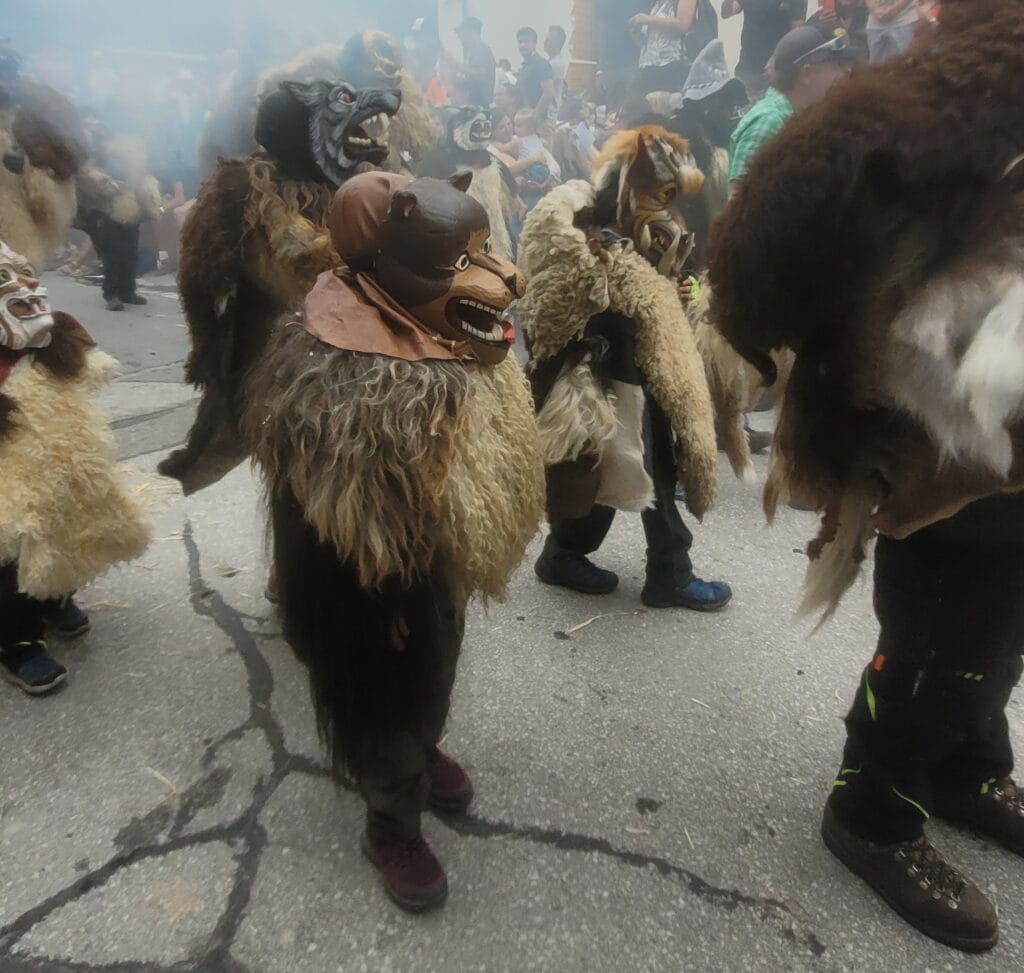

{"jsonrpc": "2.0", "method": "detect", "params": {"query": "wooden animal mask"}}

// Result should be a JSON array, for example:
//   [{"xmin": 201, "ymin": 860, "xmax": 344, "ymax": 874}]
[
  {"xmin": 0, "ymin": 242, "xmax": 53, "ymax": 350},
  {"xmin": 593, "ymin": 126, "xmax": 705, "ymax": 277},
  {"xmin": 375, "ymin": 174, "xmax": 525, "ymax": 365}
]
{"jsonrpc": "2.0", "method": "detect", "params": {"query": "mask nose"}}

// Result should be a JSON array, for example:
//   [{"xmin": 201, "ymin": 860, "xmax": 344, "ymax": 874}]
[{"xmin": 505, "ymin": 270, "xmax": 526, "ymax": 300}]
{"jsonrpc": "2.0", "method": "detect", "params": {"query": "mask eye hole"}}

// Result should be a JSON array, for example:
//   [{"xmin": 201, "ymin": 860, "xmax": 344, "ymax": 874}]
[
  {"xmin": 661, "ymin": 187, "xmax": 677, "ymax": 203},
  {"xmin": 0, "ymin": 267, "xmax": 11, "ymax": 285},
  {"xmin": 482, "ymin": 238, "xmax": 492, "ymax": 255},
  {"xmin": 335, "ymin": 85, "xmax": 355, "ymax": 106},
  {"xmin": 454, "ymin": 253, "xmax": 471, "ymax": 271}
]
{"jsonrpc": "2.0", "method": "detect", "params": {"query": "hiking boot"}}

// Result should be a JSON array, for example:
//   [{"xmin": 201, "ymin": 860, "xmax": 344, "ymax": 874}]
[
  {"xmin": 105, "ymin": 297, "xmax": 124, "ymax": 311},
  {"xmin": 122, "ymin": 292, "xmax": 148, "ymax": 305},
  {"xmin": 935, "ymin": 777, "xmax": 1024, "ymax": 857},
  {"xmin": 361, "ymin": 830, "xmax": 448, "ymax": 912},
  {"xmin": 535, "ymin": 548, "xmax": 618, "ymax": 595},
  {"xmin": 821, "ymin": 804, "xmax": 998, "ymax": 953},
  {"xmin": 40, "ymin": 596, "xmax": 91, "ymax": 638},
  {"xmin": 0, "ymin": 640, "xmax": 67, "ymax": 695},
  {"xmin": 427, "ymin": 747, "xmax": 474, "ymax": 814},
  {"xmin": 641, "ymin": 577, "xmax": 732, "ymax": 612}
]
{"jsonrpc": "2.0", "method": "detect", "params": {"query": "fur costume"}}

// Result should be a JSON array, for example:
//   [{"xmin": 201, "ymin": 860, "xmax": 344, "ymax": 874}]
[
  {"xmin": 159, "ymin": 76, "xmax": 402, "ymax": 495},
  {"xmin": 0, "ymin": 243, "xmax": 150, "ymax": 598},
  {"xmin": 0, "ymin": 76, "xmax": 86, "ymax": 268},
  {"xmin": 518, "ymin": 129, "xmax": 717, "ymax": 522},
  {"xmin": 197, "ymin": 32, "xmax": 437, "ymax": 183},
  {"xmin": 707, "ymin": 0, "xmax": 1024, "ymax": 620},
  {"xmin": 416, "ymin": 106, "xmax": 517, "ymax": 261},
  {"xmin": 238, "ymin": 173, "xmax": 542, "ymax": 900}
]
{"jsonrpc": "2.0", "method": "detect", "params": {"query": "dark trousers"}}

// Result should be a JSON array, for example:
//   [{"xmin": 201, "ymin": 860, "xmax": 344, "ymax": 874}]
[
  {"xmin": 549, "ymin": 398, "xmax": 694, "ymax": 587},
  {"xmin": 83, "ymin": 212, "xmax": 140, "ymax": 300},
  {"xmin": 828, "ymin": 498, "xmax": 1024, "ymax": 843},
  {"xmin": 0, "ymin": 562, "xmax": 45, "ymax": 646}
]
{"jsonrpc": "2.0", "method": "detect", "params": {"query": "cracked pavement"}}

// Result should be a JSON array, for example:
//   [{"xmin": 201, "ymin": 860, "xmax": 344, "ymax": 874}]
[{"xmin": 2, "ymin": 276, "xmax": 1023, "ymax": 971}]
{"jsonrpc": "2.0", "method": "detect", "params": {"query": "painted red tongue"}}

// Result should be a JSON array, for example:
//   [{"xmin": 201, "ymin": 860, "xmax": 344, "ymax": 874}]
[{"xmin": 501, "ymin": 319, "xmax": 515, "ymax": 343}]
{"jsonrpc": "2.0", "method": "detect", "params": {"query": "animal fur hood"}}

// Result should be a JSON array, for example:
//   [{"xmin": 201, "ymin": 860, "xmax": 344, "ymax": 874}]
[
  {"xmin": 518, "ymin": 179, "xmax": 717, "ymax": 519},
  {"xmin": 0, "ymin": 334, "xmax": 151, "ymax": 598}
]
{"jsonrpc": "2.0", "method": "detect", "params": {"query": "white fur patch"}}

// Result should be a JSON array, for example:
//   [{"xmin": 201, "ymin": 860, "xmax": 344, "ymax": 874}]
[
  {"xmin": 535, "ymin": 355, "xmax": 618, "ymax": 466},
  {"xmin": 595, "ymin": 381, "xmax": 655, "ymax": 512},
  {"xmin": 882, "ymin": 264, "xmax": 1024, "ymax": 476}
]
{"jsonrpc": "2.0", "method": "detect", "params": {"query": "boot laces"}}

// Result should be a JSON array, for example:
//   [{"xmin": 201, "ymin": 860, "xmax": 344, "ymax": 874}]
[
  {"xmin": 898, "ymin": 839, "xmax": 966, "ymax": 901},
  {"xmin": 992, "ymin": 778, "xmax": 1024, "ymax": 816}
]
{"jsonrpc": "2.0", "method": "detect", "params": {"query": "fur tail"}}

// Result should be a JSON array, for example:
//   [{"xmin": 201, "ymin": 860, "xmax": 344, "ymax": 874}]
[{"xmin": 798, "ymin": 490, "xmax": 877, "ymax": 629}]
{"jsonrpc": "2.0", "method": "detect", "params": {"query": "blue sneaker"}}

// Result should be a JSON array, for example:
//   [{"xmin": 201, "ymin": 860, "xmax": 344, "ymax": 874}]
[
  {"xmin": 0, "ymin": 640, "xmax": 67, "ymax": 694},
  {"xmin": 641, "ymin": 577, "xmax": 733, "ymax": 612}
]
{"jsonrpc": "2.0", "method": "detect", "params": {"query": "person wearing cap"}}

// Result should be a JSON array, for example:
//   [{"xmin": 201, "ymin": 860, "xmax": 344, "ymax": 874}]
[
  {"xmin": 666, "ymin": 40, "xmax": 749, "ymax": 265},
  {"xmin": 727, "ymin": 24, "xmax": 854, "ymax": 184},
  {"xmin": 721, "ymin": 0, "xmax": 808, "ymax": 101},
  {"xmin": 451, "ymin": 15, "xmax": 496, "ymax": 108}
]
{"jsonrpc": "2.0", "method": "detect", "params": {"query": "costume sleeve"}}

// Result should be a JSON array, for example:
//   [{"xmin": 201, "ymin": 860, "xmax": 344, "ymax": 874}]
[{"xmin": 728, "ymin": 113, "xmax": 786, "ymax": 183}]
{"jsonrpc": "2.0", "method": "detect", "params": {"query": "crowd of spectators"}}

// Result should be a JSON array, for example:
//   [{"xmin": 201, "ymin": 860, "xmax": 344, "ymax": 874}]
[{"xmin": 18, "ymin": 1, "xmax": 940, "ymax": 291}]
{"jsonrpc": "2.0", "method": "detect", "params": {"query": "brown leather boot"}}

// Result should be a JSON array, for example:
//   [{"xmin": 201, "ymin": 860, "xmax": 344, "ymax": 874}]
[
  {"xmin": 361, "ymin": 829, "xmax": 448, "ymax": 913},
  {"xmin": 426, "ymin": 747, "xmax": 474, "ymax": 814},
  {"xmin": 935, "ymin": 776, "xmax": 1024, "ymax": 857},
  {"xmin": 821, "ymin": 805, "xmax": 998, "ymax": 953}
]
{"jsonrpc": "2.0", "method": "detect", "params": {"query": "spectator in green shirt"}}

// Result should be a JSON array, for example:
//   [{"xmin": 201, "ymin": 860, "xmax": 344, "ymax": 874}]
[{"xmin": 728, "ymin": 24, "xmax": 854, "ymax": 182}]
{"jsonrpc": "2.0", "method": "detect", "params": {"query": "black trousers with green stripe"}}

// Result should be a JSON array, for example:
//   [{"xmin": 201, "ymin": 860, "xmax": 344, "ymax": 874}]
[{"xmin": 828, "ymin": 495, "xmax": 1024, "ymax": 844}]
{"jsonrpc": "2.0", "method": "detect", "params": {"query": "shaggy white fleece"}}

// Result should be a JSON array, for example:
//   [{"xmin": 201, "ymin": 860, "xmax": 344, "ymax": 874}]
[{"xmin": 0, "ymin": 352, "xmax": 152, "ymax": 598}]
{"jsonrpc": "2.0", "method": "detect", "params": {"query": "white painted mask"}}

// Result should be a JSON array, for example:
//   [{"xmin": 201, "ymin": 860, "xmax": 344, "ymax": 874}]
[{"xmin": 0, "ymin": 242, "xmax": 54, "ymax": 350}]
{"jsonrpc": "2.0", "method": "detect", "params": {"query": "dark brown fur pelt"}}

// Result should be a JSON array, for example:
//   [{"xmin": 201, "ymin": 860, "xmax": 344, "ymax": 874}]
[
  {"xmin": 708, "ymin": 0, "xmax": 1024, "ymax": 377},
  {"xmin": 707, "ymin": 0, "xmax": 1024, "ymax": 619},
  {"xmin": 271, "ymin": 487, "xmax": 462, "ymax": 780},
  {"xmin": 32, "ymin": 312, "xmax": 94, "ymax": 380},
  {"xmin": 159, "ymin": 156, "xmax": 336, "ymax": 494}
]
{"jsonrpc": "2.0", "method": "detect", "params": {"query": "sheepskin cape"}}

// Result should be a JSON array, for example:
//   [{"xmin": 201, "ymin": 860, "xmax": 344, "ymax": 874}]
[
  {"xmin": 517, "ymin": 179, "xmax": 717, "ymax": 520},
  {"xmin": 243, "ymin": 322, "xmax": 545, "ymax": 603},
  {"xmin": 0, "ymin": 346, "xmax": 151, "ymax": 598}
]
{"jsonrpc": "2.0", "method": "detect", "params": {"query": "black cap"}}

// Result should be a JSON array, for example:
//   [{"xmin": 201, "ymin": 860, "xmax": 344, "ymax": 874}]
[
  {"xmin": 772, "ymin": 25, "xmax": 855, "ymax": 75},
  {"xmin": 456, "ymin": 16, "xmax": 483, "ymax": 34}
]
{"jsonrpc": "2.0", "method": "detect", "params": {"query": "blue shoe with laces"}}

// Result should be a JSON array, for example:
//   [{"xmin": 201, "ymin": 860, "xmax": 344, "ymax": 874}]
[
  {"xmin": 641, "ymin": 577, "xmax": 733, "ymax": 612},
  {"xmin": 0, "ymin": 640, "xmax": 68, "ymax": 695}
]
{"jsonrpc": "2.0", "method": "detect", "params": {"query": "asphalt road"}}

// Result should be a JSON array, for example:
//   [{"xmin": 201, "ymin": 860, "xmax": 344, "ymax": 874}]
[{"xmin": 1, "ymin": 274, "xmax": 1022, "ymax": 972}]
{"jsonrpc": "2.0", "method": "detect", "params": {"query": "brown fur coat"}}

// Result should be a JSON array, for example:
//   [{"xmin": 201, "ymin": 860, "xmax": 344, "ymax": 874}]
[
  {"xmin": 159, "ymin": 156, "xmax": 336, "ymax": 493},
  {"xmin": 519, "ymin": 180, "xmax": 717, "ymax": 520},
  {"xmin": 708, "ymin": 0, "xmax": 1024, "ymax": 619}
]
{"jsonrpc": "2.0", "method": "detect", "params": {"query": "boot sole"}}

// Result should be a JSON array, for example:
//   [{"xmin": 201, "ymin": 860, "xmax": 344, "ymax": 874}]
[
  {"xmin": 427, "ymin": 787, "xmax": 474, "ymax": 816},
  {"xmin": 640, "ymin": 591, "xmax": 732, "ymax": 612},
  {"xmin": 47, "ymin": 622, "xmax": 91, "ymax": 639},
  {"xmin": 821, "ymin": 807, "xmax": 998, "ymax": 953},
  {"xmin": 360, "ymin": 833, "xmax": 449, "ymax": 913},
  {"xmin": 1, "ymin": 666, "xmax": 67, "ymax": 696}
]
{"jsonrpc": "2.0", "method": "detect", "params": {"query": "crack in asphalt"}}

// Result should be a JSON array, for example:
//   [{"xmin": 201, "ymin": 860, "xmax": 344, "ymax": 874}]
[{"xmin": 0, "ymin": 518, "xmax": 827, "ymax": 969}]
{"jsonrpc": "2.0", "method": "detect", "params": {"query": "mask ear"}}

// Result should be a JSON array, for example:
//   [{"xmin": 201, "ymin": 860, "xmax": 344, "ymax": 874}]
[
  {"xmin": 390, "ymin": 190, "xmax": 418, "ymax": 219},
  {"xmin": 625, "ymin": 133, "xmax": 657, "ymax": 190},
  {"xmin": 449, "ymin": 170, "xmax": 473, "ymax": 193},
  {"xmin": 281, "ymin": 79, "xmax": 331, "ymax": 108}
]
